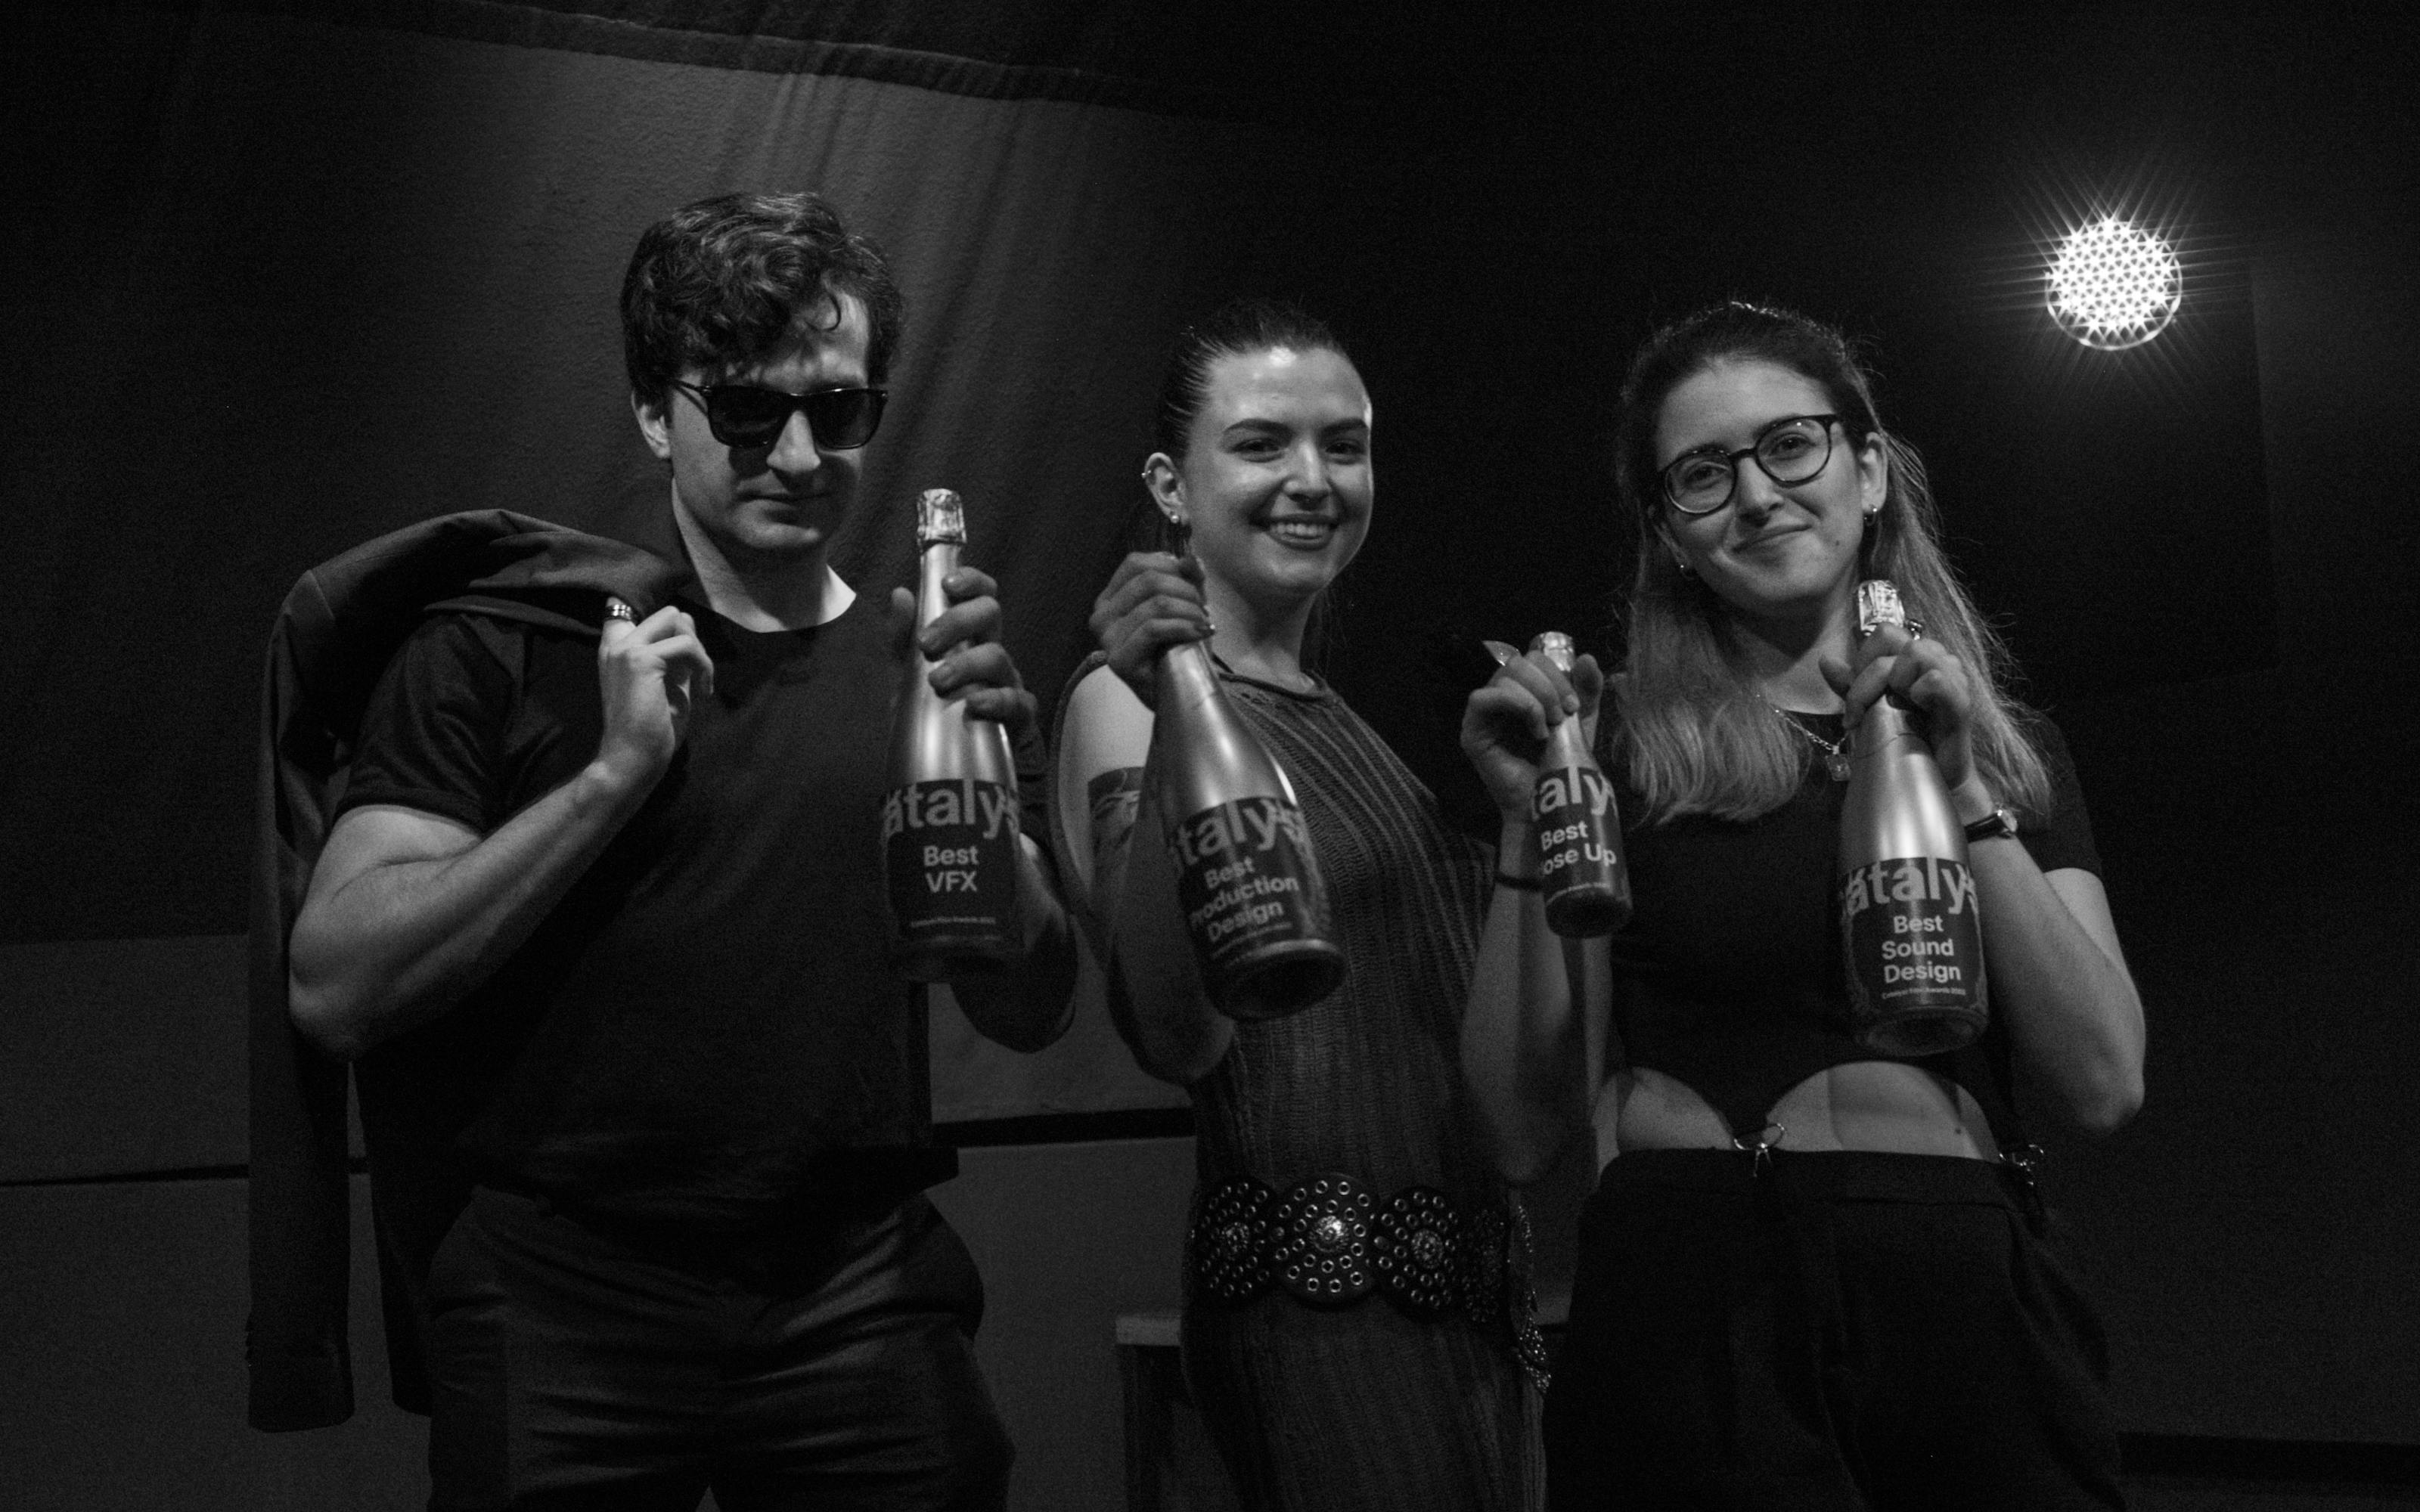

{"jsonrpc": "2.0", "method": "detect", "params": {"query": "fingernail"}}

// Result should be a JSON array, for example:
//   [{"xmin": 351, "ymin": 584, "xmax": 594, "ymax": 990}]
[
  {"xmin": 1482, "ymin": 640, "xmax": 1519, "ymax": 668},
  {"xmin": 1563, "ymin": 693, "xmax": 1581, "ymax": 713}
]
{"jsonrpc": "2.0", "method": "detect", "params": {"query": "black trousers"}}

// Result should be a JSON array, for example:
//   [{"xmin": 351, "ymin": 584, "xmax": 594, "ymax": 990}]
[
  {"xmin": 423, "ymin": 1185, "xmax": 1013, "ymax": 1512},
  {"xmin": 1546, "ymin": 1149, "xmax": 2124, "ymax": 1512}
]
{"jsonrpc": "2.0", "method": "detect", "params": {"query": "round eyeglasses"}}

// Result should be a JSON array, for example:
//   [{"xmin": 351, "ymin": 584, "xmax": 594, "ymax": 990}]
[
  {"xmin": 1659, "ymin": 414, "xmax": 1842, "ymax": 515},
  {"xmin": 671, "ymin": 380, "xmax": 887, "ymax": 451}
]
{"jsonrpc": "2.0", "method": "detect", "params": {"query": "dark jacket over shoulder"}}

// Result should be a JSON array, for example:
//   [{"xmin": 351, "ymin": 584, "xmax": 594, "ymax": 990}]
[{"xmin": 247, "ymin": 510, "xmax": 685, "ymax": 1431}]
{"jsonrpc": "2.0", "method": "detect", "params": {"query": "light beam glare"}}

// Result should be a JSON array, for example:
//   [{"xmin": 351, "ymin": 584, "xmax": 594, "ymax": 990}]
[{"xmin": 2049, "ymin": 216, "xmax": 2181, "ymax": 349}]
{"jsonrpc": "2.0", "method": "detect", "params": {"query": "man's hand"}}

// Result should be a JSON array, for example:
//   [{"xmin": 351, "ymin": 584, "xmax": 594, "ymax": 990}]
[
  {"xmin": 892, "ymin": 569, "xmax": 1037, "ymax": 736},
  {"xmin": 593, "ymin": 599, "xmax": 715, "ymax": 792}
]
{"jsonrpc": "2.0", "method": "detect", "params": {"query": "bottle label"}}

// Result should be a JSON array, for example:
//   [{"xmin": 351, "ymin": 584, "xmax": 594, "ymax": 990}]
[
  {"xmin": 1533, "ymin": 766, "xmax": 1624, "ymax": 888},
  {"xmin": 1169, "ymin": 795, "xmax": 1329, "ymax": 980},
  {"xmin": 883, "ymin": 778, "xmax": 1021, "ymax": 952},
  {"xmin": 1839, "ymin": 855, "xmax": 1986, "ymax": 1023}
]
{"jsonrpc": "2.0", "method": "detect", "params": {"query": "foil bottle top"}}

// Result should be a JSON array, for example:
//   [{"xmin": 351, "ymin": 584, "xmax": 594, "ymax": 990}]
[
  {"xmin": 1855, "ymin": 579, "xmax": 1906, "ymax": 639},
  {"xmin": 916, "ymin": 488, "xmax": 966, "ymax": 547},
  {"xmin": 1530, "ymin": 631, "xmax": 1577, "ymax": 673}
]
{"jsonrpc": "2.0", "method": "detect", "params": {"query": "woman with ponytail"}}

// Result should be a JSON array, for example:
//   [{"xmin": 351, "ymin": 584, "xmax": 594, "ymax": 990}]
[{"xmin": 1058, "ymin": 299, "xmax": 1547, "ymax": 1510}]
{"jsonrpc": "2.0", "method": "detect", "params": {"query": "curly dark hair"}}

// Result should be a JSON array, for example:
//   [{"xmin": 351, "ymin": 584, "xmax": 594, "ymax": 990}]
[{"xmin": 620, "ymin": 191, "xmax": 904, "ymax": 404}]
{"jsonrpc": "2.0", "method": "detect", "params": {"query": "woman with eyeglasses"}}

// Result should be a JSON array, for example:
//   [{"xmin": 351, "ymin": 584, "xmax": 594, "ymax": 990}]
[
  {"xmin": 1460, "ymin": 302, "xmax": 2144, "ymax": 1510},
  {"xmin": 1055, "ymin": 299, "xmax": 1547, "ymax": 1510}
]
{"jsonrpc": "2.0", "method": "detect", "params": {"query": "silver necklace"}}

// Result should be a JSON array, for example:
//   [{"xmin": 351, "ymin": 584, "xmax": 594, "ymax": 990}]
[{"xmin": 1767, "ymin": 702, "xmax": 1851, "ymax": 782}]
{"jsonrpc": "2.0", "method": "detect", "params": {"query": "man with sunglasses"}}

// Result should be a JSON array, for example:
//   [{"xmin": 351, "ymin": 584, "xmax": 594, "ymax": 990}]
[{"xmin": 284, "ymin": 191, "xmax": 1073, "ymax": 1510}]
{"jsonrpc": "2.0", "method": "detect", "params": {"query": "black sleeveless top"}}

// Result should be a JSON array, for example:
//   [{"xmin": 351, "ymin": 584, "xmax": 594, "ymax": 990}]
[{"xmin": 1603, "ymin": 713, "xmax": 2100, "ymax": 1140}]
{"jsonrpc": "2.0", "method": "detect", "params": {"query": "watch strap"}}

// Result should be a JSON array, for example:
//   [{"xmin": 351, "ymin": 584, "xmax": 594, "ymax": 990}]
[{"xmin": 1962, "ymin": 804, "xmax": 2018, "ymax": 843}]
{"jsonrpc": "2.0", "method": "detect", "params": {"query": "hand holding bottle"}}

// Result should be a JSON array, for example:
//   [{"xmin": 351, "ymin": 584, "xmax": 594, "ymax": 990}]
[
  {"xmin": 884, "ymin": 490, "xmax": 1025, "ymax": 980},
  {"xmin": 1460, "ymin": 639, "xmax": 1603, "ymax": 818},
  {"xmin": 1834, "ymin": 581, "xmax": 1987, "ymax": 1055},
  {"xmin": 1086, "ymin": 550, "xmax": 1215, "ymax": 709},
  {"xmin": 1827, "ymin": 617, "xmax": 1981, "ymax": 803},
  {"xmin": 889, "ymin": 565, "xmax": 1035, "ymax": 736},
  {"xmin": 1094, "ymin": 530, "xmax": 1342, "ymax": 1020}
]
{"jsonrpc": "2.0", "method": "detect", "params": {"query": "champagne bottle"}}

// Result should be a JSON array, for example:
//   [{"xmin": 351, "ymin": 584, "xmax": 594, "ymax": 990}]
[
  {"xmin": 1528, "ymin": 631, "xmax": 1630, "ymax": 937},
  {"xmin": 1150, "ymin": 539, "xmax": 1345, "ymax": 1021},
  {"xmin": 883, "ymin": 489, "xmax": 1022, "ymax": 981},
  {"xmin": 1837, "ymin": 579, "xmax": 1988, "ymax": 1054}
]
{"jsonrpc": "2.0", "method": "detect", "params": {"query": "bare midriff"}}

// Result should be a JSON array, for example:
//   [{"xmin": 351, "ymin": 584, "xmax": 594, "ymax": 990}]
[{"xmin": 1596, "ymin": 1062, "xmax": 2000, "ymax": 1165}]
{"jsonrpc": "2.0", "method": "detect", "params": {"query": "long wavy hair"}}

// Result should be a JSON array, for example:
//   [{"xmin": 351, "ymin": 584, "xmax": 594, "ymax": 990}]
[{"xmin": 1611, "ymin": 302, "xmax": 2052, "ymax": 825}]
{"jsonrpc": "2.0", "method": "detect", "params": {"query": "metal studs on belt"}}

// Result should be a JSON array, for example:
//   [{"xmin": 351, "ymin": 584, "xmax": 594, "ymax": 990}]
[
  {"xmin": 1189, "ymin": 1179, "xmax": 1274, "ymax": 1304},
  {"xmin": 1373, "ymin": 1186, "xmax": 1462, "ymax": 1315},
  {"xmin": 1269, "ymin": 1173, "xmax": 1376, "ymax": 1307}
]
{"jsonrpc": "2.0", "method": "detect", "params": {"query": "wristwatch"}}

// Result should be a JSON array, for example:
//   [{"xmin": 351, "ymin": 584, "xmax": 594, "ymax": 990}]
[{"xmin": 1962, "ymin": 804, "xmax": 2018, "ymax": 843}]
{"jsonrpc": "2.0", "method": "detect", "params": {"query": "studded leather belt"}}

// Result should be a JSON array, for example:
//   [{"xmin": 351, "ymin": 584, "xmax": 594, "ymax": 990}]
[
  {"xmin": 1187, "ymin": 1173, "xmax": 1552, "ymax": 1389},
  {"xmin": 1187, "ymin": 1171, "xmax": 1509, "ymax": 1316}
]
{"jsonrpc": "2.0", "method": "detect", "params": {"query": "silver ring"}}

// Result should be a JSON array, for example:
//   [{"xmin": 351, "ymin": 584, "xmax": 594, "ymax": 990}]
[
  {"xmin": 1903, "ymin": 617, "xmax": 1925, "ymax": 640},
  {"xmin": 605, "ymin": 598, "xmax": 636, "ymax": 623}
]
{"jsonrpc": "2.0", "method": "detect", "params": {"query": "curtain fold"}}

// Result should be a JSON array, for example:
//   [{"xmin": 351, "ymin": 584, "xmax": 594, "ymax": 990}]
[{"xmin": 5, "ymin": 2, "xmax": 1320, "ymax": 1115}]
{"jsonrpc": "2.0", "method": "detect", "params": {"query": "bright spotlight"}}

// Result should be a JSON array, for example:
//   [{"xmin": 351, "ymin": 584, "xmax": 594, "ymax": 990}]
[{"xmin": 2048, "ymin": 216, "xmax": 2180, "ymax": 349}]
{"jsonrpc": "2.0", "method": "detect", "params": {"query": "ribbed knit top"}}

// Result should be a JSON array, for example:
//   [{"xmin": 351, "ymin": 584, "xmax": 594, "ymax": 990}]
[{"xmin": 1191, "ymin": 667, "xmax": 1503, "ymax": 1212}]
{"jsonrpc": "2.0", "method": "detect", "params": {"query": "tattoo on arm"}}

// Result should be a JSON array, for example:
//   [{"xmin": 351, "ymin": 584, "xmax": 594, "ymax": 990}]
[{"xmin": 1087, "ymin": 768, "xmax": 1144, "ymax": 870}]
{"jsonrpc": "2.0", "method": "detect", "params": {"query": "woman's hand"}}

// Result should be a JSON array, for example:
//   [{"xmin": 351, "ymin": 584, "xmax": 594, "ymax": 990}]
[
  {"xmin": 1460, "ymin": 641, "xmax": 1604, "ymax": 816},
  {"xmin": 1834, "ymin": 624, "xmax": 1981, "ymax": 802},
  {"xmin": 1087, "ymin": 551, "xmax": 1213, "ymax": 708}
]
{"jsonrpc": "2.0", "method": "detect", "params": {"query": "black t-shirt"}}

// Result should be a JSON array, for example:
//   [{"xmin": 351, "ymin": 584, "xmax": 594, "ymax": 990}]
[
  {"xmin": 339, "ymin": 592, "xmax": 1041, "ymax": 1231},
  {"xmin": 1605, "ymin": 713, "xmax": 2100, "ymax": 1138}
]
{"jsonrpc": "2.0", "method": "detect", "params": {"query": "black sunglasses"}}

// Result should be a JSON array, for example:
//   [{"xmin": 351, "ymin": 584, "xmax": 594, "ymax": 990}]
[{"xmin": 669, "ymin": 380, "xmax": 888, "ymax": 450}]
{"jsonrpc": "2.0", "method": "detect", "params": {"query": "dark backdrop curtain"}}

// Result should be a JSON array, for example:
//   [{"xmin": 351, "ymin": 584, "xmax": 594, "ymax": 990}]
[{"xmin": 2, "ymin": 0, "xmax": 1339, "ymax": 1117}]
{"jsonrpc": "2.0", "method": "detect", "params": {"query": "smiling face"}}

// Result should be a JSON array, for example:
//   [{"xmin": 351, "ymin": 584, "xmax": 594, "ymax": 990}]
[
  {"xmin": 633, "ymin": 289, "xmax": 871, "ymax": 573},
  {"xmin": 1153, "ymin": 345, "xmax": 1373, "ymax": 621},
  {"xmin": 1654, "ymin": 358, "xmax": 1886, "ymax": 634}
]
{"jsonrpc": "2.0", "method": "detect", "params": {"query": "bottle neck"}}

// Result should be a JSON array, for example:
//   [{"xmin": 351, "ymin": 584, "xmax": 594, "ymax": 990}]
[
  {"xmin": 917, "ymin": 539, "xmax": 961, "ymax": 627},
  {"xmin": 1851, "ymin": 695, "xmax": 1925, "ymax": 762},
  {"xmin": 1159, "ymin": 637, "xmax": 1225, "ymax": 716}
]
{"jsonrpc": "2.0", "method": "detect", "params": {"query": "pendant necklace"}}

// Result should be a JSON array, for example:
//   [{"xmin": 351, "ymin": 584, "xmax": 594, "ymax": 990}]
[{"xmin": 1767, "ymin": 702, "xmax": 1851, "ymax": 782}]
